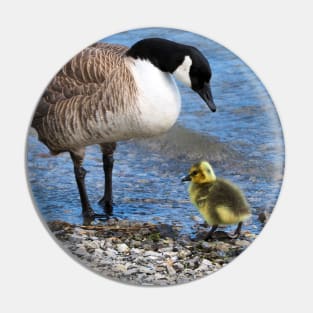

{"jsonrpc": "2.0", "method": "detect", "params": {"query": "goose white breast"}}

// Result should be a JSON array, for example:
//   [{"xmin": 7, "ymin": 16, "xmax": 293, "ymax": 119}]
[{"xmin": 128, "ymin": 58, "xmax": 181, "ymax": 137}]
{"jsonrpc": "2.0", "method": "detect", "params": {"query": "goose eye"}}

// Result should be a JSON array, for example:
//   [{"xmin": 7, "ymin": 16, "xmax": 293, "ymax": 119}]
[{"xmin": 191, "ymin": 170, "xmax": 198, "ymax": 176}]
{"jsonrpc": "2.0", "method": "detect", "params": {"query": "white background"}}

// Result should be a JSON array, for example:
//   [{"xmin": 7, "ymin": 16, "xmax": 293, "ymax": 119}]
[{"xmin": 1, "ymin": 1, "xmax": 312, "ymax": 312}]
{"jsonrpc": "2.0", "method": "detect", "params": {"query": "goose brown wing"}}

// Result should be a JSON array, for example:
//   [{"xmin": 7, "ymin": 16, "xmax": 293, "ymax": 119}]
[{"xmin": 32, "ymin": 43, "xmax": 129, "ymax": 126}]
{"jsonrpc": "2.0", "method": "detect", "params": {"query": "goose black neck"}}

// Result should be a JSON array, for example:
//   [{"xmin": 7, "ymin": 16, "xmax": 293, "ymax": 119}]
[{"xmin": 126, "ymin": 38, "xmax": 192, "ymax": 73}]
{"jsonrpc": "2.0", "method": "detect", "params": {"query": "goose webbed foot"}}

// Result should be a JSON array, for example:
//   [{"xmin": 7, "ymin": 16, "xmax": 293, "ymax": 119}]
[
  {"xmin": 98, "ymin": 198, "xmax": 113, "ymax": 215},
  {"xmin": 83, "ymin": 206, "xmax": 96, "ymax": 218},
  {"xmin": 82, "ymin": 212, "xmax": 110, "ymax": 226},
  {"xmin": 83, "ymin": 207, "xmax": 109, "ymax": 219}
]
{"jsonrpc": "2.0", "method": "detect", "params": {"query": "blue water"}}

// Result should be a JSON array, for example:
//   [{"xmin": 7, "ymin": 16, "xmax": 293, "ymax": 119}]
[{"xmin": 27, "ymin": 28, "xmax": 284, "ymax": 236}]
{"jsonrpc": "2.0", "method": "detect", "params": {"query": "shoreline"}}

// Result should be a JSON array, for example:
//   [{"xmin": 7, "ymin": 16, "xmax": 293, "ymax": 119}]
[{"xmin": 48, "ymin": 219, "xmax": 256, "ymax": 286}]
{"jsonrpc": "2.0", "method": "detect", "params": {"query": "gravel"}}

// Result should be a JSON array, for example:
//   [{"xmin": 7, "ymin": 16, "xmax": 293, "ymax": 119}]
[{"xmin": 48, "ymin": 220, "xmax": 256, "ymax": 286}]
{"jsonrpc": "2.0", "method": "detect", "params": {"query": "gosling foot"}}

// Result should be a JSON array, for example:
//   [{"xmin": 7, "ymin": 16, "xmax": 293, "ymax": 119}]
[
  {"xmin": 227, "ymin": 222, "xmax": 243, "ymax": 239},
  {"xmin": 226, "ymin": 232, "xmax": 241, "ymax": 239},
  {"xmin": 204, "ymin": 224, "xmax": 218, "ymax": 240}
]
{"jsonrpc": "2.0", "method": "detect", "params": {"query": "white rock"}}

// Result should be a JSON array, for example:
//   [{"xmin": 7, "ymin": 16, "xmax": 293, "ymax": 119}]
[
  {"xmin": 174, "ymin": 262, "xmax": 184, "ymax": 271},
  {"xmin": 99, "ymin": 240, "xmax": 106, "ymax": 249},
  {"xmin": 144, "ymin": 251, "xmax": 161, "ymax": 258},
  {"xmin": 154, "ymin": 273, "xmax": 167, "ymax": 280},
  {"xmin": 116, "ymin": 243, "xmax": 129, "ymax": 253},
  {"xmin": 124, "ymin": 268, "xmax": 139, "ymax": 276},
  {"xmin": 235, "ymin": 240, "xmax": 250, "ymax": 247},
  {"xmin": 202, "ymin": 259, "xmax": 213, "ymax": 266},
  {"xmin": 131, "ymin": 248, "xmax": 144, "ymax": 255},
  {"xmin": 158, "ymin": 247, "xmax": 173, "ymax": 253},
  {"xmin": 166, "ymin": 264, "xmax": 176, "ymax": 276},
  {"xmin": 178, "ymin": 249, "xmax": 191, "ymax": 258},
  {"xmin": 164, "ymin": 252, "xmax": 178, "ymax": 260},
  {"xmin": 84, "ymin": 241, "xmax": 100, "ymax": 249},
  {"xmin": 196, "ymin": 259, "xmax": 213, "ymax": 272},
  {"xmin": 93, "ymin": 248, "xmax": 104, "ymax": 258},
  {"xmin": 139, "ymin": 266, "xmax": 155, "ymax": 274},
  {"xmin": 105, "ymin": 248, "xmax": 118, "ymax": 258},
  {"xmin": 68, "ymin": 234, "xmax": 83, "ymax": 243},
  {"xmin": 112, "ymin": 264, "xmax": 127, "ymax": 273}
]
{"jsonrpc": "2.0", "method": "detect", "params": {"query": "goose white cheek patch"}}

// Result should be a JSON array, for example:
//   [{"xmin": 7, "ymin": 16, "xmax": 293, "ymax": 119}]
[{"xmin": 173, "ymin": 55, "xmax": 192, "ymax": 87}]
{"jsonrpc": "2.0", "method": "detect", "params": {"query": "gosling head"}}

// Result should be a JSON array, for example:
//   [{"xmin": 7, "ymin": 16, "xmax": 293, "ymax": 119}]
[
  {"xmin": 126, "ymin": 38, "xmax": 216, "ymax": 112},
  {"xmin": 181, "ymin": 161, "xmax": 216, "ymax": 184}
]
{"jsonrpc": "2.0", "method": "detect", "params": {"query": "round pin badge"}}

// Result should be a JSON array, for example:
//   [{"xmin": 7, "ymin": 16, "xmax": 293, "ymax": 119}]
[{"xmin": 27, "ymin": 27, "xmax": 284, "ymax": 286}]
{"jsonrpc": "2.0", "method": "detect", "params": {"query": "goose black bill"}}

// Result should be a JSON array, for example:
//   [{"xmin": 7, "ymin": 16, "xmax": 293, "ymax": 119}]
[{"xmin": 196, "ymin": 82, "xmax": 216, "ymax": 112}]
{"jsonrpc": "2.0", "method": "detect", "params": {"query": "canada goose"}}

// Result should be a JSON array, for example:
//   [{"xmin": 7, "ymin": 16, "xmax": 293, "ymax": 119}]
[
  {"xmin": 31, "ymin": 38, "xmax": 216, "ymax": 218},
  {"xmin": 182, "ymin": 161, "xmax": 251, "ymax": 239}
]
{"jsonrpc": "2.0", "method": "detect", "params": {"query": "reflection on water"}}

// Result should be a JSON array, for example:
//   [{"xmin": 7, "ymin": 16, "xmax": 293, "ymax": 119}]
[{"xmin": 27, "ymin": 28, "xmax": 284, "ymax": 236}]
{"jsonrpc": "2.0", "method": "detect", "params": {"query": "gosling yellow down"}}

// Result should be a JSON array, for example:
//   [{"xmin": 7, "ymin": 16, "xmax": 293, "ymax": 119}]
[{"xmin": 182, "ymin": 161, "xmax": 251, "ymax": 239}]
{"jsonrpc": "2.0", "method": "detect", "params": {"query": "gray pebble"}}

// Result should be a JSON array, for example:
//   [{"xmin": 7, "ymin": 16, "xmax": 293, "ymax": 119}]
[
  {"xmin": 154, "ymin": 273, "xmax": 168, "ymax": 280},
  {"xmin": 201, "ymin": 241, "xmax": 211, "ymax": 251},
  {"xmin": 124, "ymin": 268, "xmax": 139, "ymax": 276},
  {"xmin": 84, "ymin": 241, "xmax": 100, "ymax": 250},
  {"xmin": 75, "ymin": 246, "xmax": 87, "ymax": 256},
  {"xmin": 93, "ymin": 248, "xmax": 104, "ymax": 258},
  {"xmin": 139, "ymin": 266, "xmax": 155, "ymax": 274},
  {"xmin": 68, "ymin": 234, "xmax": 83, "ymax": 243},
  {"xmin": 130, "ymin": 240, "xmax": 142, "ymax": 248},
  {"xmin": 158, "ymin": 246, "xmax": 173, "ymax": 253},
  {"xmin": 178, "ymin": 249, "xmax": 191, "ymax": 259},
  {"xmin": 131, "ymin": 248, "xmax": 144, "ymax": 255},
  {"xmin": 235, "ymin": 240, "xmax": 250, "ymax": 247},
  {"xmin": 155, "ymin": 266, "xmax": 166, "ymax": 272},
  {"xmin": 112, "ymin": 264, "xmax": 127, "ymax": 273},
  {"xmin": 51, "ymin": 220, "xmax": 255, "ymax": 286},
  {"xmin": 174, "ymin": 262, "xmax": 184, "ymax": 272},
  {"xmin": 105, "ymin": 248, "xmax": 118, "ymax": 258},
  {"xmin": 196, "ymin": 259, "xmax": 213, "ymax": 272},
  {"xmin": 144, "ymin": 251, "xmax": 161, "ymax": 258}
]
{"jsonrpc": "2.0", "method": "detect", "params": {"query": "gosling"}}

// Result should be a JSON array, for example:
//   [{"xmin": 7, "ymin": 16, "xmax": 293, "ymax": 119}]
[{"xmin": 182, "ymin": 161, "xmax": 251, "ymax": 239}]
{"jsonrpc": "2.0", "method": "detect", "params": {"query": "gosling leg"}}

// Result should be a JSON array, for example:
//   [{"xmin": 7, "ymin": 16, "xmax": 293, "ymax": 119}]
[
  {"xmin": 205, "ymin": 224, "xmax": 218, "ymax": 240},
  {"xmin": 70, "ymin": 149, "xmax": 95, "ymax": 218},
  {"xmin": 98, "ymin": 142, "xmax": 116, "ymax": 214},
  {"xmin": 228, "ymin": 221, "xmax": 243, "ymax": 239}
]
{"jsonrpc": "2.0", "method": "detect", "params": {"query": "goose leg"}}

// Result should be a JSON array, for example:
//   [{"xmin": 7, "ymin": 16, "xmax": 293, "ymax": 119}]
[
  {"xmin": 70, "ymin": 149, "xmax": 95, "ymax": 218},
  {"xmin": 98, "ymin": 142, "xmax": 116, "ymax": 214},
  {"xmin": 205, "ymin": 224, "xmax": 218, "ymax": 240},
  {"xmin": 227, "ymin": 222, "xmax": 243, "ymax": 239}
]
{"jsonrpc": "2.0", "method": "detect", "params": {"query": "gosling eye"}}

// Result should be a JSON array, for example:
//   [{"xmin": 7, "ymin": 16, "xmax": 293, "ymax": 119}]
[{"xmin": 191, "ymin": 170, "xmax": 198, "ymax": 176}]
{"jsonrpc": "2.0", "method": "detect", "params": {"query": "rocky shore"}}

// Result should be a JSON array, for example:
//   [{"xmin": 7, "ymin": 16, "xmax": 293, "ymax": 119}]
[{"xmin": 48, "ymin": 219, "xmax": 257, "ymax": 286}]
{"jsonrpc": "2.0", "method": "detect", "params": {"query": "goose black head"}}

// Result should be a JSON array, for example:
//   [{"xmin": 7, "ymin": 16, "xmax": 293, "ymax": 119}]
[{"xmin": 127, "ymin": 38, "xmax": 216, "ymax": 112}]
